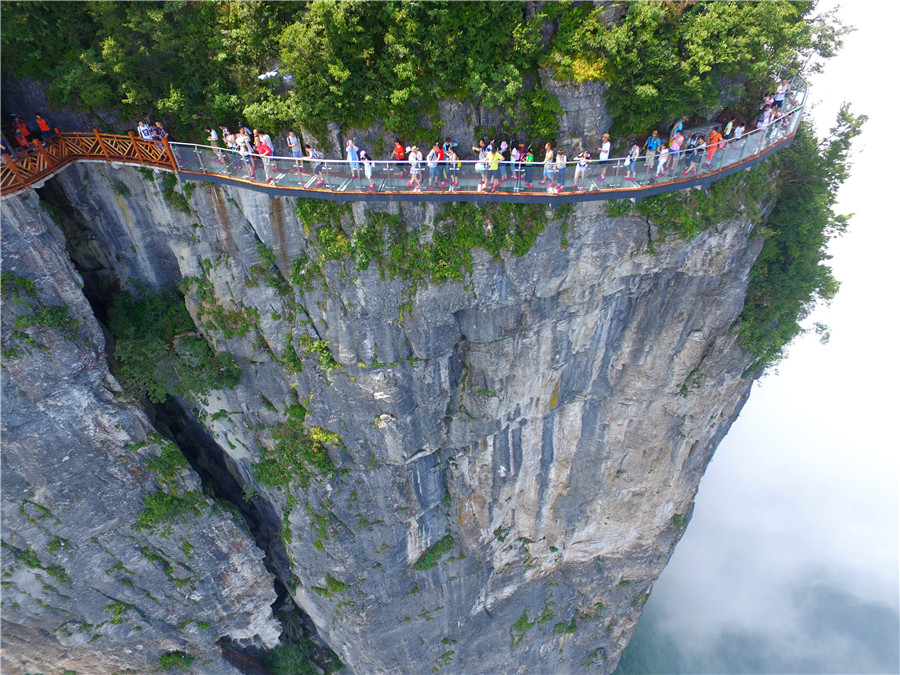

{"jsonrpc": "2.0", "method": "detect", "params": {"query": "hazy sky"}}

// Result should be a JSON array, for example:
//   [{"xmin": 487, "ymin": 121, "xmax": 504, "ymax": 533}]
[{"xmin": 618, "ymin": 2, "xmax": 899, "ymax": 673}]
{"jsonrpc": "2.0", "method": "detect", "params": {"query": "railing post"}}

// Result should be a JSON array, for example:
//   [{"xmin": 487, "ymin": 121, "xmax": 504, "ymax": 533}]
[
  {"xmin": 195, "ymin": 145, "xmax": 206, "ymax": 172},
  {"xmin": 127, "ymin": 130, "xmax": 142, "ymax": 161},
  {"xmin": 93, "ymin": 128, "xmax": 111, "ymax": 162},
  {"xmin": 4, "ymin": 153, "xmax": 27, "ymax": 188},
  {"xmin": 31, "ymin": 138, "xmax": 51, "ymax": 167},
  {"xmin": 161, "ymin": 136, "xmax": 179, "ymax": 173}
]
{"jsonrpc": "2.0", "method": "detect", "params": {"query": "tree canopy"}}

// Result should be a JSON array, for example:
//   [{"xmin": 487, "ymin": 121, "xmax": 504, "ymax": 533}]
[{"xmin": 1, "ymin": 1, "xmax": 846, "ymax": 142}]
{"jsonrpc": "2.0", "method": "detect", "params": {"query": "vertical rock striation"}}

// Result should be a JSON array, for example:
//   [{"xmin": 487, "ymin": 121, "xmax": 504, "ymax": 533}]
[
  {"xmin": 2, "ymin": 161, "xmax": 763, "ymax": 673},
  {"xmin": 1, "ymin": 190, "xmax": 279, "ymax": 674}
]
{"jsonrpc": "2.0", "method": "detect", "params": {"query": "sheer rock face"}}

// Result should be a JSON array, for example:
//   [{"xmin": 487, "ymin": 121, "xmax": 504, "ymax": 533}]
[
  {"xmin": 2, "ymin": 163, "xmax": 762, "ymax": 673},
  {"xmin": 1, "ymin": 192, "xmax": 279, "ymax": 675}
]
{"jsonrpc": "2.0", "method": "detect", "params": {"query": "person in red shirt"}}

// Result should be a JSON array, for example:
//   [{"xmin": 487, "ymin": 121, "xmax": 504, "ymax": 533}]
[
  {"xmin": 705, "ymin": 127, "xmax": 724, "ymax": 167},
  {"xmin": 35, "ymin": 113, "xmax": 53, "ymax": 140},
  {"xmin": 14, "ymin": 117, "xmax": 30, "ymax": 144},
  {"xmin": 436, "ymin": 143, "xmax": 446, "ymax": 187},
  {"xmin": 391, "ymin": 139, "xmax": 406, "ymax": 177}
]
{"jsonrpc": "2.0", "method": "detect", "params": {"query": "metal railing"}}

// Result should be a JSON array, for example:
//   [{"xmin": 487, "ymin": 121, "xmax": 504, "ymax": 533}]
[{"xmin": 1, "ymin": 76, "xmax": 806, "ymax": 202}]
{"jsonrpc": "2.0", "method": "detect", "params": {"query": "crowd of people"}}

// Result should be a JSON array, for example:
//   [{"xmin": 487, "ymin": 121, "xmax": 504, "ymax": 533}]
[
  {"xmin": 1, "ymin": 112, "xmax": 56, "ymax": 160},
  {"xmin": 4, "ymin": 78, "xmax": 797, "ymax": 195},
  {"xmin": 185, "ymin": 79, "xmax": 796, "ymax": 193}
]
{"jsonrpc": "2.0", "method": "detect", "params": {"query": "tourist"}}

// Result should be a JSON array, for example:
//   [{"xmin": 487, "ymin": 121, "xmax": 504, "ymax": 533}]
[
  {"xmin": 138, "ymin": 121, "xmax": 153, "ymax": 141},
  {"xmin": 305, "ymin": 144, "xmax": 326, "ymax": 186},
  {"xmin": 573, "ymin": 151, "xmax": 590, "ymax": 190},
  {"xmin": 705, "ymin": 126, "xmax": 723, "ymax": 167},
  {"xmin": 510, "ymin": 143, "xmax": 521, "ymax": 183},
  {"xmin": 286, "ymin": 131, "xmax": 303, "ymax": 172},
  {"xmin": 668, "ymin": 132, "xmax": 684, "ymax": 173},
  {"xmin": 35, "ymin": 113, "xmax": 53, "ymax": 141},
  {"xmin": 441, "ymin": 137, "xmax": 456, "ymax": 182},
  {"xmin": 624, "ymin": 141, "xmax": 640, "ymax": 181},
  {"xmin": 205, "ymin": 126, "xmax": 223, "ymax": 163},
  {"xmin": 541, "ymin": 142, "xmax": 555, "ymax": 186},
  {"xmin": 488, "ymin": 145, "xmax": 503, "ymax": 192},
  {"xmin": 14, "ymin": 116, "xmax": 30, "ymax": 144},
  {"xmin": 153, "ymin": 121, "xmax": 170, "ymax": 141},
  {"xmin": 523, "ymin": 146, "xmax": 535, "ymax": 188},
  {"xmin": 597, "ymin": 132, "xmax": 611, "ymax": 181},
  {"xmin": 554, "ymin": 149, "xmax": 567, "ymax": 192},
  {"xmin": 446, "ymin": 146, "xmax": 459, "ymax": 189},
  {"xmin": 408, "ymin": 145, "xmax": 423, "ymax": 191},
  {"xmin": 435, "ymin": 142, "xmax": 446, "ymax": 187},
  {"xmin": 642, "ymin": 129, "xmax": 661, "ymax": 170},
  {"xmin": 668, "ymin": 117, "xmax": 686, "ymax": 146},
  {"xmin": 475, "ymin": 142, "xmax": 489, "ymax": 190},
  {"xmin": 346, "ymin": 139, "xmax": 361, "ymax": 182},
  {"xmin": 259, "ymin": 130, "xmax": 277, "ymax": 171},
  {"xmin": 235, "ymin": 131, "xmax": 255, "ymax": 179},
  {"xmin": 723, "ymin": 116, "xmax": 735, "ymax": 139},
  {"xmin": 688, "ymin": 136, "xmax": 705, "ymax": 174},
  {"xmin": 391, "ymin": 138, "xmax": 406, "ymax": 177},
  {"xmin": 655, "ymin": 142, "xmax": 669, "ymax": 177},
  {"xmin": 258, "ymin": 138, "xmax": 275, "ymax": 183},
  {"xmin": 733, "ymin": 120, "xmax": 745, "ymax": 140},
  {"xmin": 681, "ymin": 134, "xmax": 699, "ymax": 174},
  {"xmin": 359, "ymin": 149, "xmax": 376, "ymax": 190},
  {"xmin": 426, "ymin": 142, "xmax": 440, "ymax": 188}
]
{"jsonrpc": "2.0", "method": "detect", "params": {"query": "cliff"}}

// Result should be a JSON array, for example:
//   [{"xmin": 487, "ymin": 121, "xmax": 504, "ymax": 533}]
[{"xmin": 1, "ymin": 159, "xmax": 763, "ymax": 673}]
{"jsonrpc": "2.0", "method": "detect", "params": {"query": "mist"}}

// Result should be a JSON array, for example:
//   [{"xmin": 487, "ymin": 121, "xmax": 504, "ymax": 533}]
[{"xmin": 616, "ymin": 2, "xmax": 899, "ymax": 672}]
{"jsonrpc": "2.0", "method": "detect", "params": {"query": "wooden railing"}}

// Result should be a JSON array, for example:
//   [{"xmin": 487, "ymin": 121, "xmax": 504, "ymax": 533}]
[{"xmin": 1, "ymin": 130, "xmax": 178, "ymax": 196}]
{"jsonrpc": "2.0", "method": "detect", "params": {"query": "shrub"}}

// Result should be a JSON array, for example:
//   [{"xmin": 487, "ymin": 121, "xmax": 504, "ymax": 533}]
[{"xmin": 108, "ymin": 286, "xmax": 241, "ymax": 403}]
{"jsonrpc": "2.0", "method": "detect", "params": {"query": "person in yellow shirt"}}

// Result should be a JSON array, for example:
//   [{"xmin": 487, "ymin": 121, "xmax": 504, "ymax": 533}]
[{"xmin": 488, "ymin": 147, "xmax": 503, "ymax": 192}]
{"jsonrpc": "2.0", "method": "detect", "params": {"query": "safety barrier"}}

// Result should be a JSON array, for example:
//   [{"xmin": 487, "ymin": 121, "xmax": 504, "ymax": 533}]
[{"xmin": 1, "ymin": 77, "xmax": 806, "ymax": 204}]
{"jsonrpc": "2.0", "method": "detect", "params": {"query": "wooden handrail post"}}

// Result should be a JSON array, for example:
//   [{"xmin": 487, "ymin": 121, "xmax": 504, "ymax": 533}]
[
  {"xmin": 32, "ymin": 138, "xmax": 52, "ymax": 167},
  {"xmin": 4, "ymin": 153, "xmax": 28, "ymax": 188},
  {"xmin": 93, "ymin": 128, "xmax": 111, "ymax": 162},
  {"xmin": 162, "ymin": 136, "xmax": 179, "ymax": 173}
]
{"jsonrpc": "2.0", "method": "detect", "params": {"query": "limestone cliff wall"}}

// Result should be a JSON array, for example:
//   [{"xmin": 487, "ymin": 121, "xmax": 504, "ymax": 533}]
[{"xmin": 2, "ymin": 161, "xmax": 762, "ymax": 674}]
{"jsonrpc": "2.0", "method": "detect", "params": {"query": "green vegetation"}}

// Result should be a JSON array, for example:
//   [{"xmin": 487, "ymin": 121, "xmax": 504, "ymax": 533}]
[
  {"xmin": 135, "ymin": 489, "xmax": 203, "ymax": 531},
  {"xmin": 547, "ymin": 1, "xmax": 846, "ymax": 136},
  {"xmin": 46, "ymin": 564, "xmax": 71, "ymax": 584},
  {"xmin": 159, "ymin": 651, "xmax": 194, "ymax": 671},
  {"xmin": 161, "ymin": 173, "xmax": 192, "ymax": 214},
  {"xmin": 609, "ymin": 108, "xmax": 863, "ymax": 375},
  {"xmin": 104, "ymin": 600, "xmax": 133, "ymax": 625},
  {"xmin": 298, "ymin": 334, "xmax": 340, "ymax": 372},
  {"xmin": 146, "ymin": 443, "xmax": 189, "ymax": 481},
  {"xmin": 1, "ymin": 274, "xmax": 80, "ymax": 357},
  {"xmin": 310, "ymin": 574, "xmax": 350, "ymax": 600},
  {"xmin": 413, "ymin": 535, "xmax": 454, "ymax": 571},
  {"xmin": 108, "ymin": 286, "xmax": 241, "ymax": 403},
  {"xmin": 739, "ymin": 107, "xmax": 865, "ymax": 374},
  {"xmin": 554, "ymin": 619, "xmax": 578, "ymax": 635},
  {"xmin": 2, "ymin": 2, "xmax": 843, "ymax": 145},
  {"xmin": 253, "ymin": 416, "xmax": 339, "ymax": 489},
  {"xmin": 250, "ymin": 244, "xmax": 290, "ymax": 294},
  {"xmin": 295, "ymin": 201, "xmax": 550, "ymax": 294}
]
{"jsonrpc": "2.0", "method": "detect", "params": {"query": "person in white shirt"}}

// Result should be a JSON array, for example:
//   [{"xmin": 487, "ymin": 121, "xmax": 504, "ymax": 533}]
[{"xmin": 596, "ymin": 133, "xmax": 611, "ymax": 181}]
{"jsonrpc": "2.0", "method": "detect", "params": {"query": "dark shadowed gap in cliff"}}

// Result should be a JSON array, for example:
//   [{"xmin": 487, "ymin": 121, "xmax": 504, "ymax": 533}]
[{"xmin": 32, "ymin": 181, "xmax": 343, "ymax": 675}]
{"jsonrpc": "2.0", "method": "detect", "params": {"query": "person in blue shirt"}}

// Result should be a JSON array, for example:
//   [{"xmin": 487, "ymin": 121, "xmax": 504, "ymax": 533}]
[
  {"xmin": 642, "ymin": 130, "xmax": 662, "ymax": 171},
  {"xmin": 668, "ymin": 117, "xmax": 686, "ymax": 146}
]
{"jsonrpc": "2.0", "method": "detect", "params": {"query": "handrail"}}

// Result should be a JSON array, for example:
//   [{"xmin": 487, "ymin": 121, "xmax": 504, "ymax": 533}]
[{"xmin": 1, "ymin": 81, "xmax": 806, "ymax": 202}]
